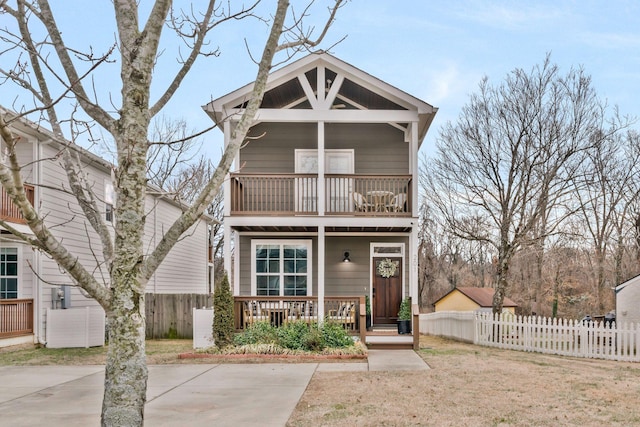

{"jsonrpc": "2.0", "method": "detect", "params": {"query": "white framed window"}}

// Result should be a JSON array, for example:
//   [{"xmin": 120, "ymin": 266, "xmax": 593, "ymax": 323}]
[
  {"xmin": 104, "ymin": 179, "xmax": 115, "ymax": 223},
  {"xmin": 251, "ymin": 240, "xmax": 312, "ymax": 296},
  {"xmin": 372, "ymin": 242, "xmax": 404, "ymax": 256},
  {"xmin": 0, "ymin": 247, "xmax": 19, "ymax": 299}
]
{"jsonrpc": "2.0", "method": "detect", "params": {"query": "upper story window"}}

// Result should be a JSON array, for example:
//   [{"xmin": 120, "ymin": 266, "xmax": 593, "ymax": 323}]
[
  {"xmin": 251, "ymin": 240, "xmax": 312, "ymax": 296},
  {"xmin": 0, "ymin": 247, "xmax": 18, "ymax": 299},
  {"xmin": 104, "ymin": 179, "xmax": 115, "ymax": 223}
]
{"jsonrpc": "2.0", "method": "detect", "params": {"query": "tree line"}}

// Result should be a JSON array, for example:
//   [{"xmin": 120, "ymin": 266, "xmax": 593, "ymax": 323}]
[{"xmin": 418, "ymin": 55, "xmax": 640, "ymax": 319}]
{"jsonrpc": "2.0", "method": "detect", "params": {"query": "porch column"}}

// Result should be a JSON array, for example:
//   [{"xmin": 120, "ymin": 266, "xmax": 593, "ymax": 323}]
[
  {"xmin": 410, "ymin": 121, "xmax": 419, "ymax": 301},
  {"xmin": 410, "ymin": 121, "xmax": 419, "ymax": 212},
  {"xmin": 223, "ymin": 225, "xmax": 232, "ymax": 291},
  {"xmin": 317, "ymin": 225, "xmax": 325, "ymax": 321},
  {"xmin": 410, "ymin": 227, "xmax": 418, "ymax": 301},
  {"xmin": 223, "ymin": 120, "xmax": 232, "ymax": 217},
  {"xmin": 317, "ymin": 121, "xmax": 325, "ymax": 216}
]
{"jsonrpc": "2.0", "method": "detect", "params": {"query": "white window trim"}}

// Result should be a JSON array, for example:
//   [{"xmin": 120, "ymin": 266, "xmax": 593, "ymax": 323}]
[
  {"xmin": 251, "ymin": 239, "xmax": 313, "ymax": 296},
  {"xmin": 0, "ymin": 246, "xmax": 21, "ymax": 299}
]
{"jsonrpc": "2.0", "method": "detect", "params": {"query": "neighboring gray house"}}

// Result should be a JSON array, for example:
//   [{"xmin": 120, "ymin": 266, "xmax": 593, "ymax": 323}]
[
  {"xmin": 204, "ymin": 53, "xmax": 437, "ymax": 343},
  {"xmin": 615, "ymin": 274, "xmax": 640, "ymax": 325},
  {"xmin": 0, "ymin": 109, "xmax": 213, "ymax": 347}
]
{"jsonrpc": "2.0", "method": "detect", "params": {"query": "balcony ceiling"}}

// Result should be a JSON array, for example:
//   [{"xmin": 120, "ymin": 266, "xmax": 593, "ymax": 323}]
[{"xmin": 231, "ymin": 225, "xmax": 413, "ymax": 233}]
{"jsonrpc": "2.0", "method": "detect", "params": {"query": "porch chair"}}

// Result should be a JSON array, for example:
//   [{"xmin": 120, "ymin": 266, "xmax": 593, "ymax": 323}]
[
  {"xmin": 243, "ymin": 301, "xmax": 269, "ymax": 326},
  {"xmin": 327, "ymin": 302, "xmax": 356, "ymax": 329},
  {"xmin": 288, "ymin": 301, "xmax": 318, "ymax": 324}
]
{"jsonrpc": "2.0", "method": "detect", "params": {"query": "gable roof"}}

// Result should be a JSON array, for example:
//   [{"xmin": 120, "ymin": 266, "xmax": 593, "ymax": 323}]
[
  {"xmin": 434, "ymin": 287, "xmax": 518, "ymax": 308},
  {"xmin": 203, "ymin": 52, "xmax": 438, "ymax": 145},
  {"xmin": 615, "ymin": 272, "xmax": 640, "ymax": 294}
]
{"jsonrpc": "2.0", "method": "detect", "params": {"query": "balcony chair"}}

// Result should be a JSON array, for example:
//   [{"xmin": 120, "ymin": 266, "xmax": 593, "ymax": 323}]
[
  {"xmin": 353, "ymin": 192, "xmax": 373, "ymax": 212},
  {"xmin": 388, "ymin": 193, "xmax": 407, "ymax": 212}
]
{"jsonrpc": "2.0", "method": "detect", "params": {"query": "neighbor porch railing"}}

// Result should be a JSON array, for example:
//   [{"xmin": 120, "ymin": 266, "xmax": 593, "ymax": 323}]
[
  {"xmin": 229, "ymin": 173, "xmax": 411, "ymax": 216},
  {"xmin": 233, "ymin": 296, "xmax": 366, "ymax": 342},
  {"xmin": 0, "ymin": 184, "xmax": 35, "ymax": 224},
  {"xmin": 0, "ymin": 298, "xmax": 34, "ymax": 338}
]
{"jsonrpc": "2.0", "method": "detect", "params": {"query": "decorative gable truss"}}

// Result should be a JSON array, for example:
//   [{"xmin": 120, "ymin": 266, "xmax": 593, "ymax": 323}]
[{"xmin": 204, "ymin": 53, "xmax": 437, "ymax": 145}]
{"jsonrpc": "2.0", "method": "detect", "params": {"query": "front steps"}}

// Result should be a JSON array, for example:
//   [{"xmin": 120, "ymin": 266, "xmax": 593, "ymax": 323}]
[{"xmin": 365, "ymin": 327, "xmax": 414, "ymax": 350}]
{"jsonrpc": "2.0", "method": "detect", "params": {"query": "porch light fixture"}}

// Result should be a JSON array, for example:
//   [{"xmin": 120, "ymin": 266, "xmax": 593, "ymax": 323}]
[{"xmin": 343, "ymin": 251, "xmax": 351, "ymax": 263}]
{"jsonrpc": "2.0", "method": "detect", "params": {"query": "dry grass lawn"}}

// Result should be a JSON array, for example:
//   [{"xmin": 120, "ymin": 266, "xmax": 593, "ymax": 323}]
[
  {"xmin": 287, "ymin": 336, "xmax": 640, "ymax": 427},
  {"xmin": 3, "ymin": 337, "xmax": 640, "ymax": 426}
]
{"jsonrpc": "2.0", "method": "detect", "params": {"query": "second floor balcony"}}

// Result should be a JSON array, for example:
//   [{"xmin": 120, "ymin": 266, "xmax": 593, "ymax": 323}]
[
  {"xmin": 229, "ymin": 173, "xmax": 412, "ymax": 216},
  {"xmin": 0, "ymin": 184, "xmax": 34, "ymax": 224}
]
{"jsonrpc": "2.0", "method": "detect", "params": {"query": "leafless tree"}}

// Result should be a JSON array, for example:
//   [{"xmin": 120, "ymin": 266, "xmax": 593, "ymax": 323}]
[
  {"xmin": 571, "ymin": 128, "xmax": 640, "ymax": 311},
  {"xmin": 425, "ymin": 55, "xmax": 620, "ymax": 314},
  {"xmin": 0, "ymin": 1, "xmax": 346, "ymax": 425}
]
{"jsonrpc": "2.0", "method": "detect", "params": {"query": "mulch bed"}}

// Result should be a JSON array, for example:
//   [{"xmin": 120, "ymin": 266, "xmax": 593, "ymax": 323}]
[{"xmin": 178, "ymin": 352, "xmax": 367, "ymax": 362}]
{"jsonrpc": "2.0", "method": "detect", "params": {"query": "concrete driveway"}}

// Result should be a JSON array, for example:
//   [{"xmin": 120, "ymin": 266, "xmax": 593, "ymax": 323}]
[{"xmin": 0, "ymin": 350, "xmax": 427, "ymax": 426}]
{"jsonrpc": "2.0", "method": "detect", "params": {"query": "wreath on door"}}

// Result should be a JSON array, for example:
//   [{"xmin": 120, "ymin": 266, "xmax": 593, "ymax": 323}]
[{"xmin": 377, "ymin": 258, "xmax": 398, "ymax": 278}]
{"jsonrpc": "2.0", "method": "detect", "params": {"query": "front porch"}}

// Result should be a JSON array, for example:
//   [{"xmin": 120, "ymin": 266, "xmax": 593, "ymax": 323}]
[
  {"xmin": 233, "ymin": 295, "xmax": 419, "ymax": 350},
  {"xmin": 0, "ymin": 298, "xmax": 34, "ymax": 347}
]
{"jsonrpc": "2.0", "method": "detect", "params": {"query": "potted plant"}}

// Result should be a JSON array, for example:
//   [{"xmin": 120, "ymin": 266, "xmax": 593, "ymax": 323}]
[
  {"xmin": 397, "ymin": 298, "xmax": 412, "ymax": 334},
  {"xmin": 365, "ymin": 295, "xmax": 372, "ymax": 331}
]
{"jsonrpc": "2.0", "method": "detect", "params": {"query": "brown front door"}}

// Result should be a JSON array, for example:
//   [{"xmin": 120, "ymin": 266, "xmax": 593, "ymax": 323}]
[{"xmin": 372, "ymin": 257, "xmax": 402, "ymax": 325}]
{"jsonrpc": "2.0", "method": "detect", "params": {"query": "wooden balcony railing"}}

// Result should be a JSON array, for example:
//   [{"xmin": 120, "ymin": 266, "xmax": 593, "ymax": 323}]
[
  {"xmin": 229, "ymin": 173, "xmax": 411, "ymax": 216},
  {"xmin": 233, "ymin": 296, "xmax": 366, "ymax": 342},
  {"xmin": 0, "ymin": 298, "xmax": 34, "ymax": 338},
  {"xmin": 0, "ymin": 184, "xmax": 34, "ymax": 224}
]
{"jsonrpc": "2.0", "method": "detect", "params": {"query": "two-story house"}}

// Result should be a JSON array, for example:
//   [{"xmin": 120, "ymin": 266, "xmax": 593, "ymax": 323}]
[
  {"xmin": 204, "ymin": 53, "xmax": 437, "ymax": 344},
  {"xmin": 0, "ymin": 109, "xmax": 213, "ymax": 347}
]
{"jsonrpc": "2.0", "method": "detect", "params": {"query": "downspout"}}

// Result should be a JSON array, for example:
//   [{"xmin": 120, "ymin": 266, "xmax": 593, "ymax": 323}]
[{"xmin": 153, "ymin": 195, "xmax": 157, "ymax": 293}]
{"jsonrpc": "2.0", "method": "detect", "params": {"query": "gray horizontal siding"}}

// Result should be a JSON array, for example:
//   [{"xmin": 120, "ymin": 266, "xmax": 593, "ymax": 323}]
[
  {"xmin": 239, "ymin": 122, "xmax": 408, "ymax": 174},
  {"xmin": 237, "ymin": 234, "xmax": 409, "ymax": 298}
]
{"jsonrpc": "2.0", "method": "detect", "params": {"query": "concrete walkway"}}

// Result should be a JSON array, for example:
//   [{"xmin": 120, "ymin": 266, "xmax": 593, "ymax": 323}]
[{"xmin": 0, "ymin": 350, "xmax": 428, "ymax": 426}]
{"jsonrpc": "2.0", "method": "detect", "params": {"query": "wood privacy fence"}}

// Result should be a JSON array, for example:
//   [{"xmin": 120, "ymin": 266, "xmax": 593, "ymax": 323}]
[
  {"xmin": 421, "ymin": 311, "xmax": 640, "ymax": 362},
  {"xmin": 145, "ymin": 293, "xmax": 212, "ymax": 339}
]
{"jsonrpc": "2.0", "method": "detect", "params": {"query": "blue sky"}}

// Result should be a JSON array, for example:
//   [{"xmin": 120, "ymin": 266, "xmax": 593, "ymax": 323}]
[{"xmin": 3, "ymin": 1, "xmax": 640, "ymax": 160}]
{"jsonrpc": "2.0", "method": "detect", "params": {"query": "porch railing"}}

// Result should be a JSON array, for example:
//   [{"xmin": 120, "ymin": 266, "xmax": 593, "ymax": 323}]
[
  {"xmin": 229, "ymin": 173, "xmax": 411, "ymax": 216},
  {"xmin": 0, "ymin": 184, "xmax": 35, "ymax": 224},
  {"xmin": 234, "ymin": 296, "xmax": 366, "ymax": 339},
  {"xmin": 0, "ymin": 298, "xmax": 34, "ymax": 338}
]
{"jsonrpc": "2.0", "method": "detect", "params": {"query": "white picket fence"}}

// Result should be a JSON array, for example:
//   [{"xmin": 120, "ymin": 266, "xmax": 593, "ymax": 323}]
[
  {"xmin": 420, "ymin": 311, "xmax": 476, "ymax": 343},
  {"xmin": 421, "ymin": 311, "xmax": 640, "ymax": 362}
]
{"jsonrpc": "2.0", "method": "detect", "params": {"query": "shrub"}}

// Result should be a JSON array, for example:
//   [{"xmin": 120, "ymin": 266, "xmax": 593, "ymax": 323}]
[
  {"xmin": 321, "ymin": 321, "xmax": 353, "ymax": 348},
  {"xmin": 397, "ymin": 298, "xmax": 411, "ymax": 321},
  {"xmin": 232, "ymin": 320, "xmax": 354, "ymax": 351},
  {"xmin": 277, "ymin": 321, "xmax": 312, "ymax": 350},
  {"xmin": 233, "ymin": 321, "xmax": 278, "ymax": 346},
  {"xmin": 304, "ymin": 325, "xmax": 325, "ymax": 351},
  {"xmin": 212, "ymin": 272, "xmax": 234, "ymax": 349}
]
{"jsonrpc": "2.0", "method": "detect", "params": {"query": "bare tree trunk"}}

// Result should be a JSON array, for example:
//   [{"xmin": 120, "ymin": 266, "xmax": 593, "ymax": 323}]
[
  {"xmin": 0, "ymin": 1, "xmax": 345, "ymax": 424},
  {"xmin": 493, "ymin": 252, "xmax": 510, "ymax": 314}
]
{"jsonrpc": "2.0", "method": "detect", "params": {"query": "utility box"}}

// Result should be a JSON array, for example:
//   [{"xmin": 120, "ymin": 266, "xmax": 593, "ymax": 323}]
[{"xmin": 51, "ymin": 285, "xmax": 71, "ymax": 309}]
